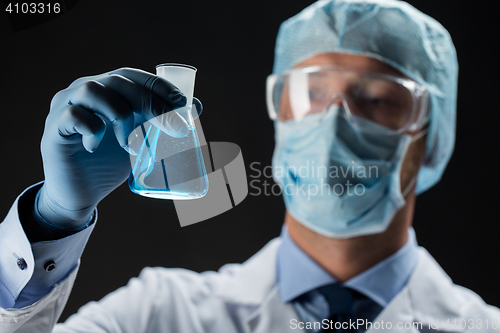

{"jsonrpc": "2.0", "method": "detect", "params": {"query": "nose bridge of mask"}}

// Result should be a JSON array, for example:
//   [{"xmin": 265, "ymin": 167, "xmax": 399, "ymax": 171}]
[
  {"xmin": 316, "ymin": 95, "xmax": 349, "ymax": 122},
  {"xmin": 277, "ymin": 104, "xmax": 415, "ymax": 178},
  {"xmin": 328, "ymin": 92, "xmax": 351, "ymax": 110},
  {"xmin": 323, "ymin": 109, "xmax": 406, "ymax": 164}
]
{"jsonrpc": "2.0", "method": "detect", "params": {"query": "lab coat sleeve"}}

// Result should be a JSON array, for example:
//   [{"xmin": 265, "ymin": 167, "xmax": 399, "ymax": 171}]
[
  {"xmin": 1, "ymin": 186, "xmax": 242, "ymax": 333},
  {"xmin": 0, "ymin": 184, "xmax": 95, "ymax": 333},
  {"xmin": 50, "ymin": 267, "xmax": 242, "ymax": 333}
]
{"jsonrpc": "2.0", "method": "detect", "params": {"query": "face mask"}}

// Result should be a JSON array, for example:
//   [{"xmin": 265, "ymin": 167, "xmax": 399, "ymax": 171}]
[{"xmin": 272, "ymin": 106, "xmax": 424, "ymax": 238}]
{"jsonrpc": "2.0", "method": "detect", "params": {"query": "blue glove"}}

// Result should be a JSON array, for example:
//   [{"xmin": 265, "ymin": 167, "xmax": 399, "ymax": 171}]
[{"xmin": 37, "ymin": 68, "xmax": 203, "ymax": 230}]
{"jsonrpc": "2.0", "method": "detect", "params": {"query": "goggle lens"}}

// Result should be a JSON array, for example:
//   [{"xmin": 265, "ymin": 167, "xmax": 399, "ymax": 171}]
[{"xmin": 267, "ymin": 67, "xmax": 427, "ymax": 133}]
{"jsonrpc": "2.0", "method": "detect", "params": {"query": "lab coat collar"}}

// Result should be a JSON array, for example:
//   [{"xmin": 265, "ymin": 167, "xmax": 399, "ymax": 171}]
[
  {"xmin": 371, "ymin": 247, "xmax": 465, "ymax": 332},
  {"xmin": 212, "ymin": 238, "xmax": 281, "ymax": 305},
  {"xmin": 244, "ymin": 286, "xmax": 302, "ymax": 333},
  {"xmin": 211, "ymin": 238, "xmax": 304, "ymax": 332},
  {"xmin": 409, "ymin": 248, "xmax": 465, "ymax": 331}
]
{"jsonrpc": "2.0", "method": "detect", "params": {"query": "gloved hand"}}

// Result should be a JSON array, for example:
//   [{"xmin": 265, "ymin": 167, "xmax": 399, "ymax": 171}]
[{"xmin": 37, "ymin": 67, "xmax": 203, "ymax": 230}]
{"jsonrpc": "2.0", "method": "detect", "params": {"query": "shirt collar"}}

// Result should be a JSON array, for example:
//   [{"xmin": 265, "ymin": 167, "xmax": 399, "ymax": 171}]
[{"xmin": 276, "ymin": 225, "xmax": 419, "ymax": 307}]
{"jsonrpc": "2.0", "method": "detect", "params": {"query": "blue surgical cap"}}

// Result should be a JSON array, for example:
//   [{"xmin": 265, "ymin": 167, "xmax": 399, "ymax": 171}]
[{"xmin": 273, "ymin": 0, "xmax": 458, "ymax": 194}]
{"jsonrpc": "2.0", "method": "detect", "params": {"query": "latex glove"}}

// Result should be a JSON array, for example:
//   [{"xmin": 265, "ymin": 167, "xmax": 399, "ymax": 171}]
[{"xmin": 37, "ymin": 68, "xmax": 203, "ymax": 229}]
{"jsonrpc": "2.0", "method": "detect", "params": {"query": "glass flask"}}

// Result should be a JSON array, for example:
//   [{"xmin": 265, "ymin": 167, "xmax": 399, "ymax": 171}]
[{"xmin": 128, "ymin": 64, "xmax": 209, "ymax": 200}]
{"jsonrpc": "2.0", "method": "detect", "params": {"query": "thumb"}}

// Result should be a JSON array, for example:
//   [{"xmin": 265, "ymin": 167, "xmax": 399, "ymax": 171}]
[
  {"xmin": 191, "ymin": 97, "xmax": 203, "ymax": 120},
  {"xmin": 149, "ymin": 109, "xmax": 190, "ymax": 138}
]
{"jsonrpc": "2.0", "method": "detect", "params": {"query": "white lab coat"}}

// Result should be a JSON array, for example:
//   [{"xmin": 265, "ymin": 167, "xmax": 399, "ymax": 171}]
[{"xmin": 1, "ymin": 238, "xmax": 499, "ymax": 333}]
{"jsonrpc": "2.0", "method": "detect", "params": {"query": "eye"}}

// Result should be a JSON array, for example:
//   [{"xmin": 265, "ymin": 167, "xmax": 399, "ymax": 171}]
[
  {"xmin": 366, "ymin": 97, "xmax": 397, "ymax": 109},
  {"xmin": 367, "ymin": 97, "xmax": 386, "ymax": 106}
]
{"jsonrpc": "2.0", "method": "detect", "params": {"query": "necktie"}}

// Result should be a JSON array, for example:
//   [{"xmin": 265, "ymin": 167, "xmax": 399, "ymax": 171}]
[
  {"xmin": 317, "ymin": 284, "xmax": 356, "ymax": 332},
  {"xmin": 317, "ymin": 284, "xmax": 383, "ymax": 332}
]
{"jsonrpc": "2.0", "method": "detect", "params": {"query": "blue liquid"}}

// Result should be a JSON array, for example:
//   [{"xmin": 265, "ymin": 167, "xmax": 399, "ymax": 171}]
[{"xmin": 129, "ymin": 124, "xmax": 209, "ymax": 200}]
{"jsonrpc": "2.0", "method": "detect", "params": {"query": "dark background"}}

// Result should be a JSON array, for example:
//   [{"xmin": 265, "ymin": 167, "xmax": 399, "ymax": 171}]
[{"xmin": 1, "ymin": 0, "xmax": 499, "ymax": 321}]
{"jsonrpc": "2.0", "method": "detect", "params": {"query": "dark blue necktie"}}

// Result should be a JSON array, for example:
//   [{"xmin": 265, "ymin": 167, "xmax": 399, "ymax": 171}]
[
  {"xmin": 317, "ymin": 284, "xmax": 356, "ymax": 332},
  {"xmin": 317, "ymin": 284, "xmax": 383, "ymax": 332}
]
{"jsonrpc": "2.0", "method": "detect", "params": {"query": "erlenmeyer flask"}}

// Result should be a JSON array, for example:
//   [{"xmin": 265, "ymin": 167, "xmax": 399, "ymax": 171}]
[{"xmin": 128, "ymin": 64, "xmax": 209, "ymax": 200}]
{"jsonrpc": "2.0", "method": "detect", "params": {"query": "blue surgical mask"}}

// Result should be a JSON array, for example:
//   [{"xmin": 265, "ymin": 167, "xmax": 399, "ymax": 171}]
[{"xmin": 272, "ymin": 106, "xmax": 423, "ymax": 238}]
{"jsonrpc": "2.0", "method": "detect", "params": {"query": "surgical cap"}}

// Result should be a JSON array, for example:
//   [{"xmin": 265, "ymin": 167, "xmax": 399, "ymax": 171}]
[{"xmin": 273, "ymin": 0, "xmax": 458, "ymax": 194}]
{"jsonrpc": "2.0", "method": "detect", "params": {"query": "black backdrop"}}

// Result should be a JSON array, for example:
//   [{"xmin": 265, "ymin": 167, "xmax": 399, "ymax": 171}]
[{"xmin": 1, "ymin": 0, "xmax": 499, "ymax": 321}]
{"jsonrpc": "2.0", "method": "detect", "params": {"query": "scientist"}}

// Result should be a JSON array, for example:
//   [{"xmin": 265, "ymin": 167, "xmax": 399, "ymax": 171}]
[{"xmin": 1, "ymin": 0, "xmax": 499, "ymax": 332}]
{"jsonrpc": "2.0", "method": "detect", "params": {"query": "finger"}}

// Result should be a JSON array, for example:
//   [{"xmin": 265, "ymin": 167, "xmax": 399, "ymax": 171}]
[
  {"xmin": 109, "ymin": 68, "xmax": 187, "ymax": 108},
  {"xmin": 96, "ymin": 74, "xmax": 180, "ymax": 120},
  {"xmin": 58, "ymin": 105, "xmax": 107, "ymax": 153},
  {"xmin": 93, "ymin": 74, "xmax": 190, "ymax": 140},
  {"xmin": 192, "ymin": 97, "xmax": 203, "ymax": 120},
  {"xmin": 67, "ymin": 73, "xmax": 107, "ymax": 89},
  {"xmin": 68, "ymin": 80, "xmax": 134, "ymax": 150}
]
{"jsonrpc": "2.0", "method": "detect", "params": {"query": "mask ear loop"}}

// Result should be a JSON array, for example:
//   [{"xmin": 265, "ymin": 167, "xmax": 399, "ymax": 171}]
[
  {"xmin": 410, "ymin": 127, "xmax": 428, "ymax": 143},
  {"xmin": 401, "ymin": 128, "xmax": 428, "ymax": 197},
  {"xmin": 402, "ymin": 174, "xmax": 418, "ymax": 198}
]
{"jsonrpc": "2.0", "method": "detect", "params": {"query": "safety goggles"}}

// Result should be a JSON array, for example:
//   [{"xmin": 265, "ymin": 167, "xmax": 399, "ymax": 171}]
[{"xmin": 266, "ymin": 66, "xmax": 429, "ymax": 134}]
